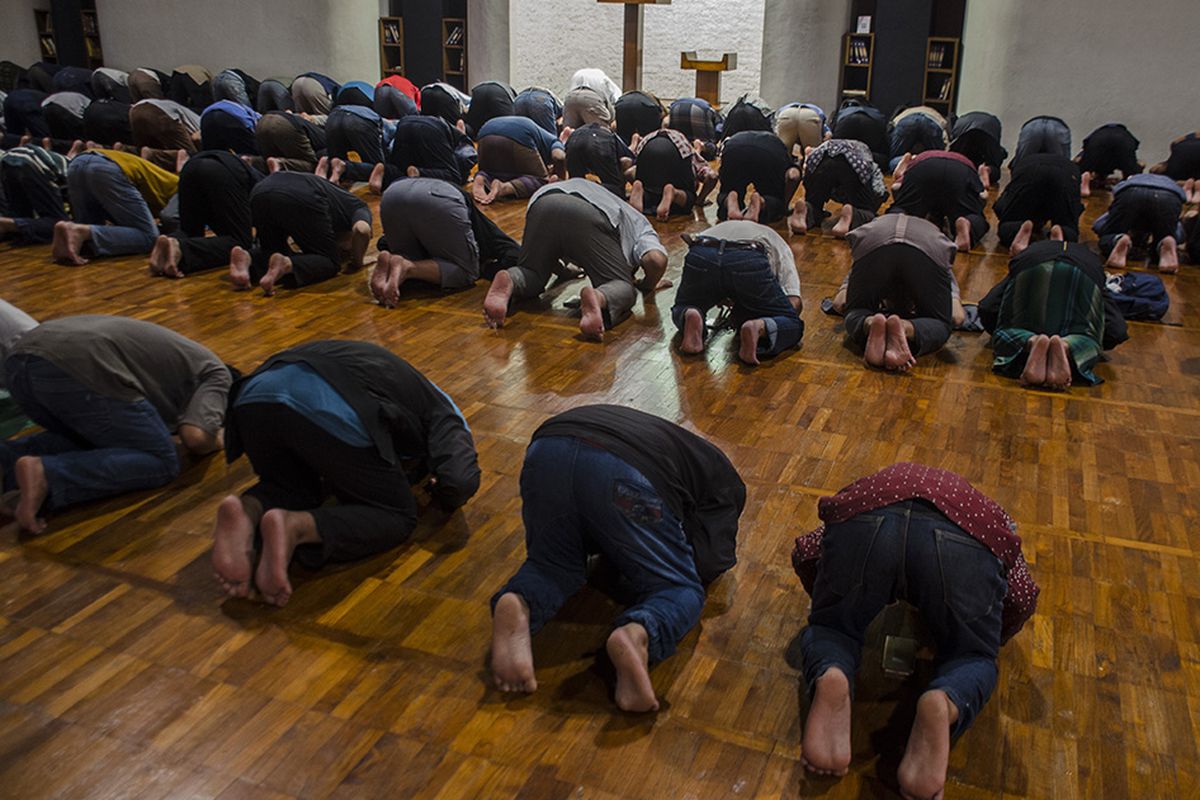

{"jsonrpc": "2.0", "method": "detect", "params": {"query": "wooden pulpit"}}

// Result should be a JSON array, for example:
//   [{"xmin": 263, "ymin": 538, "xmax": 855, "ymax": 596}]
[
  {"xmin": 680, "ymin": 51, "xmax": 737, "ymax": 107},
  {"xmin": 598, "ymin": 0, "xmax": 672, "ymax": 92}
]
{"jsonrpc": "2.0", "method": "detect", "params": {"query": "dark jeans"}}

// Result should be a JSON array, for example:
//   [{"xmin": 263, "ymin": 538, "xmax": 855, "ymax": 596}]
[
  {"xmin": 200, "ymin": 108, "xmax": 258, "ymax": 155},
  {"xmin": 0, "ymin": 157, "xmax": 68, "ymax": 244},
  {"xmin": 800, "ymin": 500, "xmax": 1006, "ymax": 739},
  {"xmin": 670, "ymin": 242, "xmax": 803, "ymax": 358},
  {"xmin": 1095, "ymin": 186, "xmax": 1184, "ymax": 257},
  {"xmin": 234, "ymin": 403, "xmax": 417, "ymax": 570},
  {"xmin": 82, "ymin": 99, "xmax": 133, "ymax": 147},
  {"xmin": 491, "ymin": 436, "xmax": 705, "ymax": 665},
  {"xmin": 0, "ymin": 354, "xmax": 180, "ymax": 511},
  {"xmin": 171, "ymin": 151, "xmax": 260, "ymax": 274},
  {"xmin": 248, "ymin": 174, "xmax": 344, "ymax": 286},
  {"xmin": 636, "ymin": 136, "xmax": 695, "ymax": 214},
  {"xmin": 325, "ymin": 109, "xmax": 386, "ymax": 182},
  {"xmin": 844, "ymin": 243, "xmax": 953, "ymax": 356},
  {"xmin": 888, "ymin": 158, "xmax": 988, "ymax": 245},
  {"xmin": 803, "ymin": 154, "xmax": 881, "ymax": 229},
  {"xmin": 888, "ymin": 114, "xmax": 944, "ymax": 168}
]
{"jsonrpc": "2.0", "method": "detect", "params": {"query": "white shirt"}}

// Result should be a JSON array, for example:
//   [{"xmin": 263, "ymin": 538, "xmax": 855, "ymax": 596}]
[{"xmin": 569, "ymin": 69, "xmax": 620, "ymax": 107}]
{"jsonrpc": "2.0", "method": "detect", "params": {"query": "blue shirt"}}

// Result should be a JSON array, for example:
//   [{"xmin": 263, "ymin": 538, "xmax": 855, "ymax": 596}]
[
  {"xmin": 478, "ymin": 115, "xmax": 564, "ymax": 162},
  {"xmin": 236, "ymin": 362, "xmax": 371, "ymax": 447},
  {"xmin": 339, "ymin": 81, "xmax": 375, "ymax": 102},
  {"xmin": 202, "ymin": 100, "xmax": 261, "ymax": 130}
]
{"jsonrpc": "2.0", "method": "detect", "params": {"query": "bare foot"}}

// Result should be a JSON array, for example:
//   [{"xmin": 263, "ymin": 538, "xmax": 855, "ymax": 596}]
[
  {"xmin": 255, "ymin": 508, "xmax": 308, "ymax": 607},
  {"xmin": 607, "ymin": 623, "xmax": 659, "ymax": 712},
  {"xmin": 1080, "ymin": 171, "xmax": 1092, "ymax": 198},
  {"xmin": 229, "ymin": 246, "xmax": 252, "ymax": 289},
  {"xmin": 149, "ymin": 235, "xmax": 184, "ymax": 278},
  {"xmin": 898, "ymin": 690, "xmax": 957, "ymax": 800},
  {"xmin": 345, "ymin": 219, "xmax": 371, "ymax": 272},
  {"xmin": 744, "ymin": 192, "xmax": 763, "ymax": 223},
  {"xmin": 656, "ymin": 184, "xmax": 676, "ymax": 221},
  {"xmin": 52, "ymin": 221, "xmax": 90, "ymax": 266},
  {"xmin": 977, "ymin": 162, "xmax": 991, "ymax": 190},
  {"xmin": 788, "ymin": 199, "xmax": 808, "ymax": 235},
  {"xmin": 1009, "ymin": 220, "xmax": 1034, "ymax": 257},
  {"xmin": 1105, "ymin": 234, "xmax": 1131, "ymax": 268},
  {"xmin": 1046, "ymin": 335, "xmax": 1072, "ymax": 390},
  {"xmin": 738, "ymin": 319, "xmax": 765, "ymax": 365},
  {"xmin": 483, "ymin": 269, "xmax": 514, "ymax": 328},
  {"xmin": 368, "ymin": 161, "xmax": 385, "ymax": 195},
  {"xmin": 405, "ymin": 165, "xmax": 420, "ymax": 178},
  {"xmin": 473, "ymin": 173, "xmax": 492, "ymax": 205},
  {"xmin": 884, "ymin": 315, "xmax": 916, "ymax": 371},
  {"xmin": 330, "ymin": 158, "xmax": 347, "ymax": 183},
  {"xmin": 491, "ymin": 593, "xmax": 537, "ymax": 692},
  {"xmin": 579, "ymin": 286, "xmax": 606, "ymax": 341},
  {"xmin": 384, "ymin": 253, "xmax": 412, "ymax": 306},
  {"xmin": 863, "ymin": 313, "xmax": 888, "ymax": 368},
  {"xmin": 211, "ymin": 495, "xmax": 256, "ymax": 599},
  {"xmin": 831, "ymin": 204, "xmax": 853, "ymax": 238},
  {"xmin": 266, "ymin": 157, "xmax": 283, "ymax": 174},
  {"xmin": 1020, "ymin": 334, "xmax": 1050, "ymax": 387},
  {"xmin": 679, "ymin": 308, "xmax": 705, "ymax": 354},
  {"xmin": 370, "ymin": 251, "xmax": 393, "ymax": 305},
  {"xmin": 175, "ymin": 148, "xmax": 189, "ymax": 172},
  {"xmin": 259, "ymin": 252, "xmax": 292, "ymax": 296},
  {"xmin": 149, "ymin": 234, "xmax": 170, "ymax": 275},
  {"xmin": 140, "ymin": 145, "xmax": 153, "ymax": 162},
  {"xmin": 14, "ymin": 456, "xmax": 49, "ymax": 534},
  {"xmin": 42, "ymin": 136, "xmax": 52, "ymax": 151},
  {"xmin": 954, "ymin": 217, "xmax": 972, "ymax": 252},
  {"xmin": 1050, "ymin": 224, "xmax": 1064, "ymax": 242},
  {"xmin": 801, "ymin": 667, "xmax": 852, "ymax": 777},
  {"xmin": 314, "ymin": 155, "xmax": 329, "ymax": 179},
  {"xmin": 1158, "ymin": 236, "xmax": 1179, "ymax": 273},
  {"xmin": 18, "ymin": 134, "xmax": 32, "ymax": 146},
  {"xmin": 66, "ymin": 139, "xmax": 85, "ymax": 158},
  {"xmin": 1185, "ymin": 178, "xmax": 1195, "ymax": 204},
  {"xmin": 628, "ymin": 179, "xmax": 645, "ymax": 214},
  {"xmin": 725, "ymin": 191, "xmax": 743, "ymax": 220}
]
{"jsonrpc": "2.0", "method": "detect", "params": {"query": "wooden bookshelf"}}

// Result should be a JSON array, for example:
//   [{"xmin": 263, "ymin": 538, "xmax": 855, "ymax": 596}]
[
  {"xmin": 441, "ymin": 17, "xmax": 466, "ymax": 91},
  {"xmin": 922, "ymin": 36, "xmax": 960, "ymax": 115},
  {"xmin": 35, "ymin": 10, "xmax": 57, "ymax": 63},
  {"xmin": 838, "ymin": 32, "xmax": 874, "ymax": 104},
  {"xmin": 80, "ymin": 8, "xmax": 103, "ymax": 68},
  {"xmin": 379, "ymin": 16, "xmax": 405, "ymax": 79}
]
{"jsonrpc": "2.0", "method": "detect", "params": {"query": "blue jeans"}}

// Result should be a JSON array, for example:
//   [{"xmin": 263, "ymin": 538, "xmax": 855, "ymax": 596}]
[
  {"xmin": 670, "ymin": 242, "xmax": 804, "ymax": 358},
  {"xmin": 888, "ymin": 114, "xmax": 945, "ymax": 171},
  {"xmin": 0, "ymin": 354, "xmax": 180, "ymax": 510},
  {"xmin": 800, "ymin": 500, "xmax": 1006, "ymax": 739},
  {"xmin": 67, "ymin": 151, "xmax": 158, "ymax": 256},
  {"xmin": 492, "ymin": 436, "xmax": 705, "ymax": 665}
]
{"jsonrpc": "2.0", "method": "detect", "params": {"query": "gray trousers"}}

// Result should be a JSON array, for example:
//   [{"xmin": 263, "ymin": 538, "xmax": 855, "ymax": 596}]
[
  {"xmin": 510, "ymin": 192, "xmax": 638, "ymax": 327},
  {"xmin": 379, "ymin": 178, "xmax": 479, "ymax": 289}
]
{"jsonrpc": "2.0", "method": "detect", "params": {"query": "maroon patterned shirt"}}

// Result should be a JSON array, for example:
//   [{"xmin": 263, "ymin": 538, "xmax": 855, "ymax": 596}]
[{"xmin": 791, "ymin": 462, "xmax": 1039, "ymax": 643}]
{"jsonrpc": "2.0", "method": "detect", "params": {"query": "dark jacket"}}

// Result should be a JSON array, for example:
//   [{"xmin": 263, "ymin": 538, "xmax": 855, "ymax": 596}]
[{"xmin": 226, "ymin": 340, "xmax": 480, "ymax": 512}]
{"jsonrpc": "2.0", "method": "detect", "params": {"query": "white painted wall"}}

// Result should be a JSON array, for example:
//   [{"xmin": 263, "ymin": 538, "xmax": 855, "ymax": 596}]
[
  {"xmin": 468, "ymin": 0, "xmax": 511, "ymax": 85},
  {"xmin": 1, "ymin": 0, "xmax": 49, "ymax": 68},
  {"xmin": 93, "ymin": 0, "xmax": 379, "ymax": 82},
  {"xmin": 958, "ymin": 0, "xmax": 1190, "ymax": 165},
  {"xmin": 759, "ymin": 0, "xmax": 850, "ymax": 112},
  {"xmin": 509, "ymin": 0, "xmax": 764, "ymax": 103}
]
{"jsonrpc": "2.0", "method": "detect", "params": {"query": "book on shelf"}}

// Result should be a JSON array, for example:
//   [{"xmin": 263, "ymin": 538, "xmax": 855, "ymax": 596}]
[
  {"xmin": 383, "ymin": 22, "xmax": 400, "ymax": 44},
  {"xmin": 82, "ymin": 14, "xmax": 97, "ymax": 35},
  {"xmin": 938, "ymin": 77, "xmax": 952, "ymax": 100},
  {"xmin": 445, "ymin": 25, "xmax": 463, "ymax": 46},
  {"xmin": 41, "ymin": 37, "xmax": 56, "ymax": 57}
]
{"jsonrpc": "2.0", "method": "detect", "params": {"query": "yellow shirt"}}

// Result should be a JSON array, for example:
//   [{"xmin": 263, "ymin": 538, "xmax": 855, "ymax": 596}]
[{"xmin": 93, "ymin": 149, "xmax": 179, "ymax": 216}]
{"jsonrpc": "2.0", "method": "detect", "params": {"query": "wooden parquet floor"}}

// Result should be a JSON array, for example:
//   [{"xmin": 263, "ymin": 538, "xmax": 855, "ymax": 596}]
[{"xmin": 0, "ymin": 179, "xmax": 1197, "ymax": 800}]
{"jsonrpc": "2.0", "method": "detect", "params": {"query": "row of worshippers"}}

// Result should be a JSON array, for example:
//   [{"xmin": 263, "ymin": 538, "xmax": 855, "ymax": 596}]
[{"xmin": 0, "ymin": 300, "xmax": 1037, "ymax": 800}]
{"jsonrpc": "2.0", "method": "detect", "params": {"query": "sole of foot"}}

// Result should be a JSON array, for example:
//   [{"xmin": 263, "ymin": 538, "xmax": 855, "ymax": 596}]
[
  {"xmin": 260, "ymin": 253, "xmax": 292, "ymax": 296},
  {"xmin": 370, "ymin": 252, "xmax": 392, "ymax": 305},
  {"xmin": 897, "ymin": 690, "xmax": 953, "ymax": 800},
  {"xmin": 831, "ymin": 205, "xmax": 853, "ymax": 238},
  {"xmin": 679, "ymin": 308, "xmax": 705, "ymax": 354},
  {"xmin": 607, "ymin": 624, "xmax": 659, "ymax": 713},
  {"xmin": 801, "ymin": 668, "xmax": 852, "ymax": 777},
  {"xmin": 1020, "ymin": 334, "xmax": 1050, "ymax": 387},
  {"xmin": 490, "ymin": 593, "xmax": 537, "ymax": 693},
  {"xmin": 738, "ymin": 319, "xmax": 764, "ymax": 365},
  {"xmin": 863, "ymin": 313, "xmax": 888, "ymax": 368},
  {"xmin": 1009, "ymin": 220, "xmax": 1034, "ymax": 257},
  {"xmin": 483, "ymin": 271, "xmax": 513, "ymax": 328},
  {"xmin": 14, "ymin": 456, "xmax": 49, "ymax": 534},
  {"xmin": 347, "ymin": 220, "xmax": 371, "ymax": 273},
  {"xmin": 954, "ymin": 218, "xmax": 972, "ymax": 252},
  {"xmin": 1046, "ymin": 335, "xmax": 1072, "ymax": 390},
  {"xmin": 884, "ymin": 315, "xmax": 916, "ymax": 372},
  {"xmin": 211, "ymin": 495, "xmax": 255, "ymax": 599},
  {"xmin": 1158, "ymin": 238, "xmax": 1179, "ymax": 273},
  {"xmin": 255, "ymin": 509, "xmax": 295, "ymax": 607},
  {"xmin": 579, "ymin": 287, "xmax": 606, "ymax": 341},
  {"xmin": 1105, "ymin": 235, "xmax": 1131, "ymax": 268},
  {"xmin": 229, "ymin": 246, "xmax": 252, "ymax": 289}
]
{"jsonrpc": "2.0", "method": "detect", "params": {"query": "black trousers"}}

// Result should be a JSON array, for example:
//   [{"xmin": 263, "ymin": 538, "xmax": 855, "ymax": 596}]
[
  {"xmin": 249, "ymin": 174, "xmax": 347, "ymax": 286},
  {"xmin": 43, "ymin": 103, "xmax": 85, "ymax": 143},
  {"xmin": 803, "ymin": 155, "xmax": 881, "ymax": 228},
  {"xmin": 1095, "ymin": 186, "xmax": 1183, "ymax": 256},
  {"xmin": 234, "ymin": 403, "xmax": 418, "ymax": 570},
  {"xmin": 325, "ymin": 110, "xmax": 386, "ymax": 182},
  {"xmin": 1162, "ymin": 138, "xmax": 1200, "ymax": 180},
  {"xmin": 0, "ymin": 157, "xmax": 68, "ymax": 244},
  {"xmin": 615, "ymin": 93, "xmax": 663, "ymax": 144},
  {"xmin": 385, "ymin": 119, "xmax": 462, "ymax": 189},
  {"xmin": 844, "ymin": 243, "xmax": 953, "ymax": 356},
  {"xmin": 994, "ymin": 167, "xmax": 1082, "ymax": 245},
  {"xmin": 200, "ymin": 109, "xmax": 258, "ymax": 155},
  {"xmin": 82, "ymin": 100, "xmax": 133, "ymax": 147},
  {"xmin": 634, "ymin": 136, "xmax": 695, "ymax": 214},
  {"xmin": 888, "ymin": 158, "xmax": 988, "ymax": 245},
  {"xmin": 170, "ymin": 151, "xmax": 260, "ymax": 274},
  {"xmin": 1078, "ymin": 127, "xmax": 1140, "ymax": 178},
  {"xmin": 566, "ymin": 124, "xmax": 627, "ymax": 198},
  {"xmin": 3, "ymin": 90, "xmax": 50, "ymax": 140},
  {"xmin": 717, "ymin": 133, "xmax": 792, "ymax": 223}
]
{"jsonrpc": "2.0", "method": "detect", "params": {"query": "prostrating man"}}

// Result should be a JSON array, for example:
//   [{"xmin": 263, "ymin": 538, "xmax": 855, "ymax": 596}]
[
  {"xmin": 1092, "ymin": 173, "xmax": 1186, "ymax": 272},
  {"xmin": 256, "ymin": 79, "xmax": 294, "ymax": 114},
  {"xmin": 1008, "ymin": 115, "xmax": 1071, "ymax": 170},
  {"xmin": 370, "ymin": 176, "xmax": 520, "ymax": 306},
  {"xmin": 888, "ymin": 106, "xmax": 948, "ymax": 172},
  {"xmin": 0, "ymin": 144, "xmax": 69, "ymax": 245},
  {"xmin": 52, "ymin": 148, "xmax": 178, "ymax": 265},
  {"xmin": 615, "ymin": 90, "xmax": 664, "ymax": 144},
  {"xmin": 840, "ymin": 214, "xmax": 957, "ymax": 371},
  {"xmin": 889, "ymin": 150, "xmax": 988, "ymax": 251},
  {"xmin": 565, "ymin": 122, "xmax": 634, "ymax": 198},
  {"xmin": 483, "ymin": 177, "xmax": 669, "ymax": 340},
  {"xmin": 774, "ymin": 102, "xmax": 828, "ymax": 155},
  {"xmin": 464, "ymin": 80, "xmax": 516, "ymax": 137},
  {"xmin": 948, "ymin": 111, "xmax": 1006, "ymax": 187},
  {"xmin": 720, "ymin": 94, "xmax": 774, "ymax": 140},
  {"xmin": 322, "ymin": 103, "xmax": 394, "ymax": 183},
  {"xmin": 717, "ymin": 130, "xmax": 800, "ymax": 224},
  {"xmin": 792, "ymin": 462, "xmax": 1038, "ymax": 799},
  {"xmin": 1077, "ymin": 122, "xmax": 1141, "ymax": 194},
  {"xmin": 668, "ymin": 97, "xmax": 722, "ymax": 154},
  {"xmin": 230, "ymin": 171, "xmax": 372, "ymax": 295},
  {"xmin": 291, "ymin": 72, "xmax": 338, "ymax": 115},
  {"xmin": 562, "ymin": 85, "xmax": 615, "ymax": 130},
  {"xmin": 993, "ymin": 153, "xmax": 1083, "ymax": 250},
  {"xmin": 792, "ymin": 138, "xmax": 886, "ymax": 236},
  {"xmin": 566, "ymin": 68, "xmax": 621, "ymax": 109},
  {"xmin": 212, "ymin": 340, "xmax": 480, "ymax": 607},
  {"xmin": 129, "ymin": 98, "xmax": 200, "ymax": 170},
  {"xmin": 979, "ymin": 239, "xmax": 1128, "ymax": 389},
  {"xmin": 672, "ymin": 220, "xmax": 804, "ymax": 365},
  {"xmin": 1149, "ymin": 131, "xmax": 1200, "ymax": 183},
  {"xmin": 832, "ymin": 100, "xmax": 888, "ymax": 170},
  {"xmin": 369, "ymin": 113, "xmax": 462, "ymax": 193},
  {"xmin": 490, "ymin": 404, "xmax": 745, "ymax": 712},
  {"xmin": 1, "ymin": 315, "xmax": 231, "ymax": 534},
  {"xmin": 627, "ymin": 128, "xmax": 717, "ymax": 220},
  {"xmin": 41, "ymin": 91, "xmax": 90, "ymax": 146},
  {"xmin": 90, "ymin": 67, "xmax": 131, "ymax": 103},
  {"xmin": 82, "ymin": 98, "xmax": 133, "ymax": 147},
  {"xmin": 167, "ymin": 64, "xmax": 213, "ymax": 112},
  {"xmin": 211, "ymin": 68, "xmax": 260, "ymax": 108},
  {"xmin": 3, "ymin": 89, "xmax": 50, "ymax": 145},
  {"xmin": 472, "ymin": 114, "xmax": 565, "ymax": 204},
  {"xmin": 512, "ymin": 86, "xmax": 561, "ymax": 135},
  {"xmin": 127, "ymin": 67, "xmax": 169, "ymax": 102},
  {"xmin": 150, "ymin": 150, "xmax": 263, "ymax": 278},
  {"xmin": 251, "ymin": 110, "xmax": 326, "ymax": 173},
  {"xmin": 199, "ymin": 100, "xmax": 261, "ymax": 155}
]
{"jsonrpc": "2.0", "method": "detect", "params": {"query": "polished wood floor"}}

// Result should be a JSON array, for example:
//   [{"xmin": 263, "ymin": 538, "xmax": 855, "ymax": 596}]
[{"xmin": 0, "ymin": 176, "xmax": 1197, "ymax": 800}]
